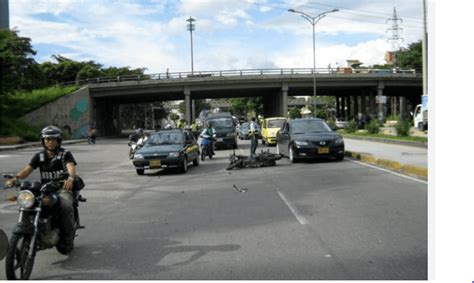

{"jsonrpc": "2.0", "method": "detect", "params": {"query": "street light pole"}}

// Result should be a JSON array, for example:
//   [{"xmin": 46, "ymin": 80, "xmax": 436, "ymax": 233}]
[
  {"xmin": 288, "ymin": 8, "xmax": 338, "ymax": 117},
  {"xmin": 186, "ymin": 17, "xmax": 195, "ymax": 75}
]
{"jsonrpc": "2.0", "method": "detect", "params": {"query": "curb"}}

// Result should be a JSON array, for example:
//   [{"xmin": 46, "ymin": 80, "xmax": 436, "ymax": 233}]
[
  {"xmin": 345, "ymin": 150, "xmax": 427, "ymax": 181},
  {"xmin": 0, "ymin": 139, "xmax": 87, "ymax": 152},
  {"xmin": 342, "ymin": 135, "xmax": 427, "ymax": 148}
]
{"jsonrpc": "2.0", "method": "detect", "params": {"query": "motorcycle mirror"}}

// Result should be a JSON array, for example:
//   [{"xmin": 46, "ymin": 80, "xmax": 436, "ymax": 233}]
[{"xmin": 0, "ymin": 229, "xmax": 8, "ymax": 261}]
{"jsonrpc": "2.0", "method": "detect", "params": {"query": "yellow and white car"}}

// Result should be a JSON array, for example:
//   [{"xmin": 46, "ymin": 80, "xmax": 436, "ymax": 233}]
[{"xmin": 261, "ymin": 117, "xmax": 286, "ymax": 145}]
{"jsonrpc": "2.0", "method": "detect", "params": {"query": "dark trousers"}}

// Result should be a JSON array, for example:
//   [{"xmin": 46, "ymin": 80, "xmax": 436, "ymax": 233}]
[
  {"xmin": 58, "ymin": 190, "xmax": 75, "ymax": 240},
  {"xmin": 250, "ymin": 135, "xmax": 258, "ymax": 155}
]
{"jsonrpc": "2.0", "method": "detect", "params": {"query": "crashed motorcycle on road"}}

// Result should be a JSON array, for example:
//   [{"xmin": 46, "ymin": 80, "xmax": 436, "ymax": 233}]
[
  {"xmin": 227, "ymin": 150, "xmax": 283, "ymax": 170},
  {"xmin": 2, "ymin": 173, "xmax": 86, "ymax": 280}
]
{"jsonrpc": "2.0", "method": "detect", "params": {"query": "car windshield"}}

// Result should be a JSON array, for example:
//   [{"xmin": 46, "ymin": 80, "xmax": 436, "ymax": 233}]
[
  {"xmin": 268, "ymin": 119, "xmax": 285, "ymax": 128},
  {"xmin": 291, "ymin": 120, "xmax": 332, "ymax": 134},
  {"xmin": 240, "ymin": 123, "xmax": 249, "ymax": 131},
  {"xmin": 208, "ymin": 118, "xmax": 233, "ymax": 129},
  {"xmin": 147, "ymin": 131, "xmax": 183, "ymax": 145}
]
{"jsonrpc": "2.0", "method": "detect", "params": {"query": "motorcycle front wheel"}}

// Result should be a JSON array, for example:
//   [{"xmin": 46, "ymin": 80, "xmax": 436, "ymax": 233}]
[{"xmin": 5, "ymin": 234, "xmax": 35, "ymax": 280}]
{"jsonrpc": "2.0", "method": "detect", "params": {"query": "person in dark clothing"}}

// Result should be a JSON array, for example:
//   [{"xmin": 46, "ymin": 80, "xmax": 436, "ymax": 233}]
[{"xmin": 5, "ymin": 125, "xmax": 78, "ymax": 254}]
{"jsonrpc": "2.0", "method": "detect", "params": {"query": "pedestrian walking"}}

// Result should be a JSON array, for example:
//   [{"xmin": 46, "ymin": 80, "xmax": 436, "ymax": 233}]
[{"xmin": 249, "ymin": 117, "xmax": 259, "ymax": 156}]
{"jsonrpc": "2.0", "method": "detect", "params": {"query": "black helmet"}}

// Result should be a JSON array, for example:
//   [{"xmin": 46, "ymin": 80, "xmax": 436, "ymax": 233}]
[{"xmin": 40, "ymin": 125, "xmax": 62, "ymax": 149}]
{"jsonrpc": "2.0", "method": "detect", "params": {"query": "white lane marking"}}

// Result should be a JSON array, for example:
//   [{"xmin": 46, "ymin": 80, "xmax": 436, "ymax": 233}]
[
  {"xmin": 277, "ymin": 191, "xmax": 308, "ymax": 225},
  {"xmin": 348, "ymin": 159, "xmax": 428, "ymax": 185},
  {"xmin": 0, "ymin": 155, "xmax": 12, "ymax": 158}
]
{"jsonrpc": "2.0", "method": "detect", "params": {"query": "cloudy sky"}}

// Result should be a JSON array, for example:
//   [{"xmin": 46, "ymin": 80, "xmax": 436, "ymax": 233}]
[{"xmin": 10, "ymin": 0, "xmax": 425, "ymax": 74}]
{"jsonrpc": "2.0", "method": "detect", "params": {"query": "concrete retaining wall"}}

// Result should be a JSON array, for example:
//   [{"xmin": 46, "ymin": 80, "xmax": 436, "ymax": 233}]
[{"xmin": 21, "ymin": 87, "xmax": 92, "ymax": 139}]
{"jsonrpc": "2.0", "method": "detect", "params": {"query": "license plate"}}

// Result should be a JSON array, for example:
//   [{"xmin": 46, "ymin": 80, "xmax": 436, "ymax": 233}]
[
  {"xmin": 318, "ymin": 147, "xmax": 329, "ymax": 154},
  {"xmin": 149, "ymin": 160, "xmax": 161, "ymax": 167},
  {"xmin": 216, "ymin": 138, "xmax": 223, "ymax": 142}
]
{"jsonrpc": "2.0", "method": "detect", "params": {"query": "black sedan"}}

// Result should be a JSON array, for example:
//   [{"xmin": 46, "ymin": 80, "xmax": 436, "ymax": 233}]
[
  {"xmin": 132, "ymin": 129, "xmax": 200, "ymax": 175},
  {"xmin": 276, "ymin": 118, "xmax": 344, "ymax": 162}
]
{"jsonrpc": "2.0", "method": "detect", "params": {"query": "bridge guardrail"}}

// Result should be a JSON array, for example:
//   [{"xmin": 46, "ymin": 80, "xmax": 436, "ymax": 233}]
[{"xmin": 62, "ymin": 67, "xmax": 421, "ymax": 87}]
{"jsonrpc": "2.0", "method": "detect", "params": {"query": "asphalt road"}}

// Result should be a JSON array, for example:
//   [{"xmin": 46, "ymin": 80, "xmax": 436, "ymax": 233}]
[{"xmin": 0, "ymin": 139, "xmax": 427, "ymax": 280}]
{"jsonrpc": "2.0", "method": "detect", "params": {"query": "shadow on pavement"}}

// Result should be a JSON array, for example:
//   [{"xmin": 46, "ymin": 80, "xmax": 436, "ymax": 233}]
[{"xmin": 36, "ymin": 239, "xmax": 240, "ymax": 280}]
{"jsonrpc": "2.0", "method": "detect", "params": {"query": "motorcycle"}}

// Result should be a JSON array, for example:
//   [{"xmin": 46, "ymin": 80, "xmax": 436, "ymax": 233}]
[
  {"xmin": 128, "ymin": 134, "xmax": 148, "ymax": 159},
  {"xmin": 200, "ymin": 135, "xmax": 215, "ymax": 161},
  {"xmin": 227, "ymin": 150, "xmax": 283, "ymax": 170},
  {"xmin": 2, "ymin": 173, "xmax": 86, "ymax": 280}
]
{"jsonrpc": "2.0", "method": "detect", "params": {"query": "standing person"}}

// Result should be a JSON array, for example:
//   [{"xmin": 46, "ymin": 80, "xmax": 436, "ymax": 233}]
[
  {"xmin": 249, "ymin": 117, "xmax": 259, "ymax": 156},
  {"xmin": 4, "ymin": 126, "xmax": 78, "ymax": 254}
]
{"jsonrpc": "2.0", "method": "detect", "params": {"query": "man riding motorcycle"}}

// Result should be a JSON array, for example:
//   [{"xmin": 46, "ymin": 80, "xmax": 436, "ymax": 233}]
[
  {"xmin": 5, "ymin": 125, "xmax": 78, "ymax": 254},
  {"xmin": 200, "ymin": 122, "xmax": 216, "ymax": 157}
]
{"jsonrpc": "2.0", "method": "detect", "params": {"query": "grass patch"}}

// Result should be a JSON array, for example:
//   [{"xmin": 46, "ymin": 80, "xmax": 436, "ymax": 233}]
[
  {"xmin": 340, "ymin": 131, "xmax": 427, "ymax": 143},
  {"xmin": 1, "ymin": 85, "xmax": 79, "ymax": 141}
]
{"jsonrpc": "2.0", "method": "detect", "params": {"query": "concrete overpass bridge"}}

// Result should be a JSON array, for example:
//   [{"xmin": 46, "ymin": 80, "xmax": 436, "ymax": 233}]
[{"xmin": 23, "ymin": 68, "xmax": 422, "ymax": 137}]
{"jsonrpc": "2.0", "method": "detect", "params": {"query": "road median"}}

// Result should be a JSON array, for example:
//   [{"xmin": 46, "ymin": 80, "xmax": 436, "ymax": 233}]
[{"xmin": 345, "ymin": 150, "xmax": 427, "ymax": 181}]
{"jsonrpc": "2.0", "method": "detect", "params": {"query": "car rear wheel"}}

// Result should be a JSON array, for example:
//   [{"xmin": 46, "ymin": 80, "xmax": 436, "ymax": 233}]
[
  {"xmin": 336, "ymin": 154, "xmax": 344, "ymax": 161},
  {"xmin": 136, "ymin": 169, "xmax": 144, "ymax": 175}
]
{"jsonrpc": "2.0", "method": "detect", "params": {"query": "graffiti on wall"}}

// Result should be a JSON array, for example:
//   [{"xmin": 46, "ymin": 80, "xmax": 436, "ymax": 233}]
[{"xmin": 21, "ymin": 88, "xmax": 93, "ymax": 139}]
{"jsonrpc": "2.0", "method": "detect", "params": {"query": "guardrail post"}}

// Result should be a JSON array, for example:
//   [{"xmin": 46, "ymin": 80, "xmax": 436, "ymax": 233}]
[
  {"xmin": 240, "ymin": 70, "xmax": 243, "ymax": 76},
  {"xmin": 281, "ymin": 69, "xmax": 283, "ymax": 75},
  {"xmin": 260, "ymin": 70, "xmax": 263, "ymax": 75},
  {"xmin": 117, "ymin": 76, "xmax": 120, "ymax": 82}
]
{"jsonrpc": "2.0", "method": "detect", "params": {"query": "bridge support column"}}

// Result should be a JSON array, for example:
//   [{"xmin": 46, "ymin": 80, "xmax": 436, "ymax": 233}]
[
  {"xmin": 369, "ymin": 92, "xmax": 376, "ymax": 118},
  {"xmin": 346, "ymin": 96, "xmax": 351, "ymax": 120},
  {"xmin": 354, "ymin": 95, "xmax": 359, "ymax": 119},
  {"xmin": 184, "ymin": 87, "xmax": 192, "ymax": 123},
  {"xmin": 336, "ymin": 96, "xmax": 341, "ymax": 118},
  {"xmin": 377, "ymin": 82, "xmax": 385, "ymax": 121},
  {"xmin": 360, "ymin": 93, "xmax": 366, "ymax": 116},
  {"xmin": 281, "ymin": 83, "xmax": 288, "ymax": 117},
  {"xmin": 399, "ymin": 96, "xmax": 407, "ymax": 120},
  {"xmin": 341, "ymin": 96, "xmax": 346, "ymax": 120}
]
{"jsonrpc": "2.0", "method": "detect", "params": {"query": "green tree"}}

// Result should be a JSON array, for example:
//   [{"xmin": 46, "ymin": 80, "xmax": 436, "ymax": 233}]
[
  {"xmin": 76, "ymin": 64, "xmax": 101, "ymax": 81},
  {"xmin": 288, "ymin": 108, "xmax": 301, "ymax": 119},
  {"xmin": 229, "ymin": 97, "xmax": 263, "ymax": 117},
  {"xmin": 396, "ymin": 41, "xmax": 422, "ymax": 70},
  {"xmin": 0, "ymin": 29, "xmax": 41, "ymax": 95},
  {"xmin": 101, "ymin": 66, "xmax": 146, "ymax": 77}
]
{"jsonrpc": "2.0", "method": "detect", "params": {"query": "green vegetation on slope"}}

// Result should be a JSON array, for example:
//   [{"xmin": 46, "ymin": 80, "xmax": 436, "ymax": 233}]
[{"xmin": 1, "ymin": 85, "xmax": 79, "ymax": 141}]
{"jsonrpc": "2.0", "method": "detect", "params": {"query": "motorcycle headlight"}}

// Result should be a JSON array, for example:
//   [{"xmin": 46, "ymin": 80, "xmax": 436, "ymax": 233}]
[
  {"xmin": 335, "ymin": 138, "xmax": 344, "ymax": 145},
  {"xmin": 17, "ymin": 190, "xmax": 35, "ymax": 209},
  {"xmin": 294, "ymin": 140, "xmax": 309, "ymax": 146},
  {"xmin": 168, "ymin": 152, "xmax": 180, "ymax": 158},
  {"xmin": 134, "ymin": 154, "xmax": 144, "ymax": 160}
]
